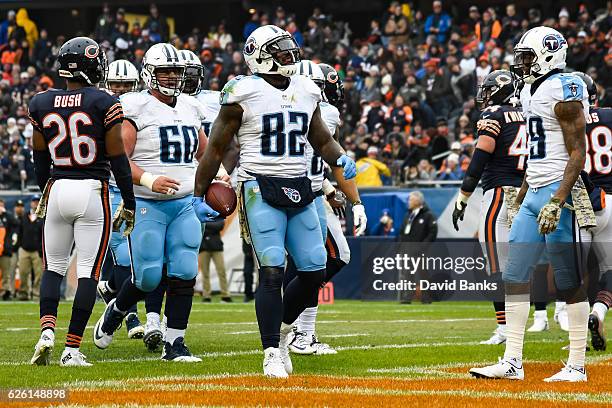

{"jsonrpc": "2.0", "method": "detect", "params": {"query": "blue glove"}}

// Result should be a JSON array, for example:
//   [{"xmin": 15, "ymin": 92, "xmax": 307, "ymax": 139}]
[
  {"xmin": 337, "ymin": 154, "xmax": 356, "ymax": 180},
  {"xmin": 192, "ymin": 196, "xmax": 221, "ymax": 222}
]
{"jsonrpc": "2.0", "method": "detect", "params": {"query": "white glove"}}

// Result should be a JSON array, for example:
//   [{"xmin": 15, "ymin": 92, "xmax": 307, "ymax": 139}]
[{"xmin": 352, "ymin": 203, "xmax": 367, "ymax": 236}]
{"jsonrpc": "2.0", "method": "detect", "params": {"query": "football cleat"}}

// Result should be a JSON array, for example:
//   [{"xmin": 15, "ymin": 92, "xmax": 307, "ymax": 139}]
[
  {"xmin": 263, "ymin": 347, "xmax": 288, "ymax": 378},
  {"xmin": 143, "ymin": 317, "xmax": 163, "ymax": 351},
  {"xmin": 588, "ymin": 313, "xmax": 606, "ymax": 351},
  {"xmin": 93, "ymin": 299, "xmax": 124, "ymax": 349},
  {"xmin": 31, "ymin": 330, "xmax": 55, "ymax": 366},
  {"xmin": 161, "ymin": 337, "xmax": 202, "ymax": 362},
  {"xmin": 480, "ymin": 326, "xmax": 506, "ymax": 345},
  {"xmin": 288, "ymin": 328, "xmax": 315, "ymax": 355},
  {"xmin": 527, "ymin": 312, "xmax": 549, "ymax": 332},
  {"xmin": 544, "ymin": 363, "xmax": 587, "ymax": 382},
  {"xmin": 221, "ymin": 297, "xmax": 233, "ymax": 303},
  {"xmin": 469, "ymin": 357, "xmax": 524, "ymax": 380},
  {"xmin": 311, "ymin": 334, "xmax": 337, "ymax": 355},
  {"xmin": 279, "ymin": 323, "xmax": 293, "ymax": 374},
  {"xmin": 60, "ymin": 348, "xmax": 93, "ymax": 367},
  {"xmin": 96, "ymin": 280, "xmax": 116, "ymax": 305},
  {"xmin": 126, "ymin": 313, "xmax": 144, "ymax": 339}
]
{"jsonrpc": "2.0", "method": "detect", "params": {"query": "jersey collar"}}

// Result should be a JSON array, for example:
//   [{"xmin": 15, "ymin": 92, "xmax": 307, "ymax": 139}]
[{"xmin": 530, "ymin": 69, "xmax": 561, "ymax": 96}]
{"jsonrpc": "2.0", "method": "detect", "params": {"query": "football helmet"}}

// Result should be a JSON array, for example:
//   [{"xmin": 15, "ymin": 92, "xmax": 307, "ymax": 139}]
[
  {"xmin": 179, "ymin": 49, "xmax": 204, "ymax": 96},
  {"xmin": 243, "ymin": 25, "xmax": 300, "ymax": 77},
  {"xmin": 141, "ymin": 43, "xmax": 185, "ymax": 97},
  {"xmin": 512, "ymin": 26, "xmax": 568, "ymax": 84},
  {"xmin": 57, "ymin": 36, "xmax": 107, "ymax": 85},
  {"xmin": 297, "ymin": 59, "xmax": 324, "ymax": 89},
  {"xmin": 573, "ymin": 72, "xmax": 597, "ymax": 105},
  {"xmin": 106, "ymin": 59, "xmax": 139, "ymax": 95},
  {"xmin": 476, "ymin": 70, "xmax": 515, "ymax": 110},
  {"xmin": 319, "ymin": 63, "xmax": 344, "ymax": 109}
]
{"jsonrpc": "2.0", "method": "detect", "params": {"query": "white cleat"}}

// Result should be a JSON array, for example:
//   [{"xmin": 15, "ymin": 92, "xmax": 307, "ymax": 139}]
[
  {"xmin": 469, "ymin": 357, "xmax": 524, "ymax": 380},
  {"xmin": 544, "ymin": 364, "xmax": 587, "ymax": 382},
  {"xmin": 310, "ymin": 334, "xmax": 337, "ymax": 355},
  {"xmin": 263, "ymin": 347, "xmax": 288, "ymax": 378},
  {"xmin": 60, "ymin": 348, "xmax": 93, "ymax": 367},
  {"xmin": 143, "ymin": 316, "xmax": 164, "ymax": 352},
  {"xmin": 527, "ymin": 311, "xmax": 549, "ymax": 332},
  {"xmin": 288, "ymin": 329, "xmax": 315, "ymax": 355},
  {"xmin": 480, "ymin": 326, "xmax": 507, "ymax": 345},
  {"xmin": 279, "ymin": 323, "xmax": 293, "ymax": 374},
  {"xmin": 31, "ymin": 330, "xmax": 55, "ymax": 366}
]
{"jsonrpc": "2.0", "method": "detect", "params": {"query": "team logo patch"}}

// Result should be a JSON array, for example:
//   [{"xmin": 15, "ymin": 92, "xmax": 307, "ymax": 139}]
[
  {"xmin": 244, "ymin": 37, "xmax": 257, "ymax": 56},
  {"xmin": 542, "ymin": 34, "xmax": 566, "ymax": 52},
  {"xmin": 568, "ymin": 82, "xmax": 578, "ymax": 97},
  {"xmin": 326, "ymin": 71, "xmax": 338, "ymax": 83},
  {"xmin": 282, "ymin": 187, "xmax": 301, "ymax": 203},
  {"xmin": 84, "ymin": 44, "xmax": 99, "ymax": 59},
  {"xmin": 140, "ymin": 208, "xmax": 147, "ymax": 215}
]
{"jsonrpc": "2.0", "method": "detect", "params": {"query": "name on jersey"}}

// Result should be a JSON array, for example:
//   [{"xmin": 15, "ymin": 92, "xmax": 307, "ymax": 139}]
[
  {"xmin": 503, "ymin": 111, "xmax": 524, "ymax": 123},
  {"xmin": 54, "ymin": 94, "xmax": 82, "ymax": 108},
  {"xmin": 586, "ymin": 112, "xmax": 600, "ymax": 124}
]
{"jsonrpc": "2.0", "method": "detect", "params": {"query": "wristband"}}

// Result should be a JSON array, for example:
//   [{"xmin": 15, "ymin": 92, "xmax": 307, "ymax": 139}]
[
  {"xmin": 140, "ymin": 172, "xmax": 160, "ymax": 191},
  {"xmin": 352, "ymin": 200, "xmax": 363, "ymax": 206},
  {"xmin": 322, "ymin": 179, "xmax": 335, "ymax": 196}
]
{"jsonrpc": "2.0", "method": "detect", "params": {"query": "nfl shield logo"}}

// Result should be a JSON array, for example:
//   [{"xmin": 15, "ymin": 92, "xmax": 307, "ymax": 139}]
[{"xmin": 282, "ymin": 187, "xmax": 301, "ymax": 203}]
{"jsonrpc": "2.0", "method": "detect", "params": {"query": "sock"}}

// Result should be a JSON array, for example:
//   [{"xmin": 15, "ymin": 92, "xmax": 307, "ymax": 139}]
[
  {"xmin": 164, "ymin": 277, "xmax": 195, "ymax": 332},
  {"xmin": 166, "ymin": 328, "xmax": 185, "ymax": 344},
  {"xmin": 566, "ymin": 301, "xmax": 589, "ymax": 368},
  {"xmin": 255, "ymin": 267, "xmax": 284, "ymax": 349},
  {"xmin": 115, "ymin": 279, "xmax": 146, "ymax": 312},
  {"xmin": 112, "ymin": 265, "xmax": 136, "ymax": 315},
  {"xmin": 555, "ymin": 301, "xmax": 566, "ymax": 313},
  {"xmin": 282, "ymin": 270, "xmax": 325, "ymax": 325},
  {"xmin": 592, "ymin": 302, "xmax": 608, "ymax": 322},
  {"xmin": 299, "ymin": 306, "xmax": 318, "ymax": 337},
  {"xmin": 113, "ymin": 303, "xmax": 126, "ymax": 314},
  {"xmin": 534, "ymin": 309, "xmax": 547, "ymax": 319},
  {"xmin": 145, "ymin": 278, "xmax": 167, "ymax": 314},
  {"xmin": 493, "ymin": 301, "xmax": 506, "ymax": 325},
  {"xmin": 147, "ymin": 312, "xmax": 161, "ymax": 325},
  {"xmin": 283, "ymin": 255, "xmax": 298, "ymax": 290},
  {"xmin": 65, "ymin": 278, "xmax": 97, "ymax": 349},
  {"xmin": 39, "ymin": 270, "xmax": 63, "ymax": 333},
  {"xmin": 100, "ymin": 250, "xmax": 114, "ymax": 288},
  {"xmin": 503, "ymin": 299, "xmax": 530, "ymax": 362}
]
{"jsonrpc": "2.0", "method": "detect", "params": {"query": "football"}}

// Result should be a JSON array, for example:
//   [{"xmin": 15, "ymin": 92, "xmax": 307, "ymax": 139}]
[{"xmin": 205, "ymin": 180, "xmax": 237, "ymax": 217}]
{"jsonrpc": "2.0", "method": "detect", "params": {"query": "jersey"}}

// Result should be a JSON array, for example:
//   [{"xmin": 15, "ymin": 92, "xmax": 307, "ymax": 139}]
[
  {"xmin": 585, "ymin": 107, "xmax": 612, "ymax": 192},
  {"xmin": 477, "ymin": 104, "xmax": 527, "ymax": 191},
  {"xmin": 27, "ymin": 87, "xmax": 122, "ymax": 181},
  {"xmin": 305, "ymin": 102, "xmax": 340, "ymax": 192},
  {"xmin": 195, "ymin": 90, "xmax": 221, "ymax": 135},
  {"xmin": 520, "ymin": 72, "xmax": 589, "ymax": 188},
  {"xmin": 122, "ymin": 90, "xmax": 204, "ymax": 200},
  {"xmin": 220, "ymin": 74, "xmax": 322, "ymax": 181}
]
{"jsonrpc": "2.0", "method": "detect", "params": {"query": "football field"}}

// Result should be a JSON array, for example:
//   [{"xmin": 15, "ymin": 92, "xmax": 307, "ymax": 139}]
[{"xmin": 1, "ymin": 299, "xmax": 610, "ymax": 407}]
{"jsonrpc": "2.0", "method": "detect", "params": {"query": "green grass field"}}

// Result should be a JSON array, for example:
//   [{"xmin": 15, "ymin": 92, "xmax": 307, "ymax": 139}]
[{"xmin": 0, "ymin": 299, "xmax": 610, "ymax": 407}]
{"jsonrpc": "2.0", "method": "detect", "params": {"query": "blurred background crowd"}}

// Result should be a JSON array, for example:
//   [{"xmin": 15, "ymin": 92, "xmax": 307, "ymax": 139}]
[{"xmin": 0, "ymin": 1, "xmax": 610, "ymax": 191}]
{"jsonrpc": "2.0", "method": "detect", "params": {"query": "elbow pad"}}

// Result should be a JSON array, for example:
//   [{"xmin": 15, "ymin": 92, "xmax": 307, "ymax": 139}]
[
  {"xmin": 461, "ymin": 148, "xmax": 492, "ymax": 193},
  {"xmin": 33, "ymin": 150, "xmax": 52, "ymax": 192},
  {"xmin": 109, "ymin": 154, "xmax": 136, "ymax": 210}
]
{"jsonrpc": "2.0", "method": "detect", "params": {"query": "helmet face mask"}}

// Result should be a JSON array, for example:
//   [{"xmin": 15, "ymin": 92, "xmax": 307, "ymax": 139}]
[
  {"xmin": 107, "ymin": 80, "xmax": 137, "ymax": 95},
  {"xmin": 511, "ymin": 48, "xmax": 538, "ymax": 83},
  {"xmin": 182, "ymin": 65, "xmax": 203, "ymax": 95},
  {"xmin": 151, "ymin": 66, "xmax": 185, "ymax": 96}
]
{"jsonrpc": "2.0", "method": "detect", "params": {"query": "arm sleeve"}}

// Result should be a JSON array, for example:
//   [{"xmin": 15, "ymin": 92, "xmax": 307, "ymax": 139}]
[
  {"xmin": 27, "ymin": 99, "xmax": 42, "ymax": 132},
  {"xmin": 460, "ymin": 148, "xmax": 492, "ymax": 193},
  {"xmin": 109, "ymin": 154, "xmax": 136, "ymax": 210},
  {"xmin": 33, "ymin": 149, "xmax": 52, "ymax": 192}
]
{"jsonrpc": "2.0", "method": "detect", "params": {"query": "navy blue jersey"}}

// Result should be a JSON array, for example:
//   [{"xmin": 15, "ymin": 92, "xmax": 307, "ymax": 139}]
[
  {"xmin": 585, "ymin": 107, "xmax": 612, "ymax": 193},
  {"xmin": 28, "ymin": 87, "xmax": 123, "ymax": 181},
  {"xmin": 477, "ymin": 105, "xmax": 527, "ymax": 191}
]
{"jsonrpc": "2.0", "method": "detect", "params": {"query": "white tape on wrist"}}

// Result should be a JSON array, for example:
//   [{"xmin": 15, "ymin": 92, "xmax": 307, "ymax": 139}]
[
  {"xmin": 140, "ymin": 172, "xmax": 160, "ymax": 191},
  {"xmin": 322, "ymin": 179, "xmax": 335, "ymax": 196},
  {"xmin": 455, "ymin": 192, "xmax": 470, "ymax": 209}
]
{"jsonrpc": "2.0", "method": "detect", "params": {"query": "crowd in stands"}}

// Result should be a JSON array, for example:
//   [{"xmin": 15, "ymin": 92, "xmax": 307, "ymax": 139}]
[{"xmin": 0, "ymin": 2, "xmax": 610, "ymax": 189}]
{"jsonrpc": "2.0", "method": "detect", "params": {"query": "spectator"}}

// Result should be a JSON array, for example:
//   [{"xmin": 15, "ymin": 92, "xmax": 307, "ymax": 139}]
[
  {"xmin": 422, "ymin": 59, "xmax": 454, "ymax": 119},
  {"xmin": 16, "ymin": 195, "xmax": 42, "ymax": 300},
  {"xmin": 304, "ymin": 17, "xmax": 324, "ymax": 56},
  {"xmin": 0, "ymin": 11, "xmax": 16, "ymax": 46},
  {"xmin": 355, "ymin": 146, "xmax": 391, "ymax": 187},
  {"xmin": 286, "ymin": 21, "xmax": 303, "ymax": 48},
  {"xmin": 424, "ymin": 1, "xmax": 452, "ymax": 44},
  {"xmin": 243, "ymin": 11, "xmax": 259, "ymax": 40},
  {"xmin": 0, "ymin": 199, "xmax": 16, "ymax": 300},
  {"xmin": 384, "ymin": 2, "xmax": 410, "ymax": 46},
  {"xmin": 370, "ymin": 208, "xmax": 395, "ymax": 236},
  {"xmin": 212, "ymin": 23, "xmax": 232, "ymax": 50},
  {"xmin": 476, "ymin": 9, "xmax": 502, "ymax": 45},
  {"xmin": 15, "ymin": 9, "xmax": 37, "ymax": 51},
  {"xmin": 475, "ymin": 55, "xmax": 492, "ymax": 87},
  {"xmin": 94, "ymin": 3, "xmax": 114, "ymax": 41},
  {"xmin": 199, "ymin": 220, "xmax": 231, "ymax": 303},
  {"xmin": 436, "ymin": 153, "xmax": 464, "ymax": 180},
  {"xmin": 6, "ymin": 199, "xmax": 23, "ymax": 299},
  {"xmin": 464, "ymin": 6, "xmax": 480, "ymax": 34},
  {"xmin": 501, "ymin": 4, "xmax": 522, "ymax": 42},
  {"xmin": 144, "ymin": 4, "xmax": 169, "ymax": 42}
]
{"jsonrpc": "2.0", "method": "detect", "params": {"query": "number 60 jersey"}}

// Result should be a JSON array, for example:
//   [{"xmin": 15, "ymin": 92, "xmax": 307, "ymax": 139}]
[
  {"xmin": 121, "ymin": 90, "xmax": 205, "ymax": 200},
  {"xmin": 219, "ymin": 74, "xmax": 322, "ymax": 181}
]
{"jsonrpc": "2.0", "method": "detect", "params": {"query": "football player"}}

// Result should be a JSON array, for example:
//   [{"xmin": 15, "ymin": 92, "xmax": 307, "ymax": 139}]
[
  {"xmin": 470, "ymin": 27, "xmax": 591, "ymax": 382},
  {"xmin": 93, "ymin": 43, "xmax": 212, "ymax": 362},
  {"xmin": 287, "ymin": 61, "xmax": 365, "ymax": 355},
  {"xmin": 97, "ymin": 58, "xmax": 144, "ymax": 340},
  {"xmin": 192, "ymin": 26, "xmax": 356, "ymax": 378},
  {"xmin": 29, "ymin": 37, "xmax": 135, "ymax": 366},
  {"xmin": 453, "ymin": 70, "xmax": 527, "ymax": 345}
]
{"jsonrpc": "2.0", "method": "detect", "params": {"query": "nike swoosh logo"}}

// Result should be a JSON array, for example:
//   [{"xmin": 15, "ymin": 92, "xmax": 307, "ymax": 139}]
[{"xmin": 94, "ymin": 324, "xmax": 104, "ymax": 341}]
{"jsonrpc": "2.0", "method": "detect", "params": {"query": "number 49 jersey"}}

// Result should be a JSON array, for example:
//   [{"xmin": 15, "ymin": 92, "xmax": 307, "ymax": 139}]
[
  {"xmin": 305, "ymin": 101, "xmax": 340, "ymax": 192},
  {"xmin": 520, "ymin": 72, "xmax": 589, "ymax": 188},
  {"xmin": 122, "ymin": 90, "xmax": 205, "ymax": 200},
  {"xmin": 220, "ymin": 74, "xmax": 322, "ymax": 181},
  {"xmin": 476, "ymin": 104, "xmax": 527, "ymax": 191},
  {"xmin": 585, "ymin": 107, "xmax": 612, "ymax": 192},
  {"xmin": 27, "ymin": 87, "xmax": 123, "ymax": 181}
]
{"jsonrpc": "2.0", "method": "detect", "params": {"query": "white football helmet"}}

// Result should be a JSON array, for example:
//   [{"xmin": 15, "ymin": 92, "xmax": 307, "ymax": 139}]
[
  {"xmin": 178, "ymin": 49, "xmax": 204, "ymax": 95},
  {"xmin": 106, "ymin": 59, "xmax": 139, "ymax": 95},
  {"xmin": 297, "ymin": 60, "xmax": 324, "ymax": 85},
  {"xmin": 243, "ymin": 25, "xmax": 300, "ymax": 77},
  {"xmin": 141, "ymin": 43, "xmax": 185, "ymax": 97},
  {"xmin": 512, "ymin": 26, "xmax": 568, "ymax": 84}
]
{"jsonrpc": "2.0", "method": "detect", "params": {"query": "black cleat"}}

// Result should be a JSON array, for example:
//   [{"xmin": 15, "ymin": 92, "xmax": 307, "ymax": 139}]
[
  {"xmin": 161, "ymin": 337, "xmax": 202, "ymax": 362},
  {"xmin": 2, "ymin": 290, "xmax": 11, "ymax": 301},
  {"xmin": 588, "ymin": 313, "xmax": 607, "ymax": 351},
  {"xmin": 126, "ymin": 313, "xmax": 144, "ymax": 339}
]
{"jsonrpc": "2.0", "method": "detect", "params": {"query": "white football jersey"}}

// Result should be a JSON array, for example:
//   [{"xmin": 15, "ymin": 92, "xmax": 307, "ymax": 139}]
[
  {"xmin": 304, "ymin": 102, "xmax": 340, "ymax": 192},
  {"xmin": 520, "ymin": 72, "xmax": 589, "ymax": 188},
  {"xmin": 122, "ymin": 90, "xmax": 205, "ymax": 200},
  {"xmin": 195, "ymin": 90, "xmax": 221, "ymax": 135},
  {"xmin": 220, "ymin": 75, "xmax": 322, "ymax": 181}
]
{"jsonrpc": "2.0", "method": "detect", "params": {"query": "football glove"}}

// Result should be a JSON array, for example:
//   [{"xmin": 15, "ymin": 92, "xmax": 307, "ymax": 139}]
[
  {"xmin": 537, "ymin": 197, "xmax": 563, "ymax": 235},
  {"xmin": 352, "ymin": 203, "xmax": 367, "ymax": 236},
  {"xmin": 452, "ymin": 192, "xmax": 469, "ymax": 231},
  {"xmin": 112, "ymin": 201, "xmax": 135, "ymax": 237},
  {"xmin": 192, "ymin": 196, "xmax": 221, "ymax": 222},
  {"xmin": 327, "ymin": 190, "xmax": 347, "ymax": 219},
  {"xmin": 337, "ymin": 154, "xmax": 356, "ymax": 180}
]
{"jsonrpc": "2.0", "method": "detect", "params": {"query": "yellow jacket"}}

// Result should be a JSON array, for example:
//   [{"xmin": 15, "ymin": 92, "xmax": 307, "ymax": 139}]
[
  {"xmin": 16, "ymin": 9, "xmax": 38, "ymax": 50},
  {"xmin": 355, "ymin": 157, "xmax": 391, "ymax": 187}
]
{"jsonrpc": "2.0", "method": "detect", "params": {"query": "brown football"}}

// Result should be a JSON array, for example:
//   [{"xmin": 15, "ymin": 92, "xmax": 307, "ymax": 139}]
[{"xmin": 205, "ymin": 180, "xmax": 237, "ymax": 217}]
